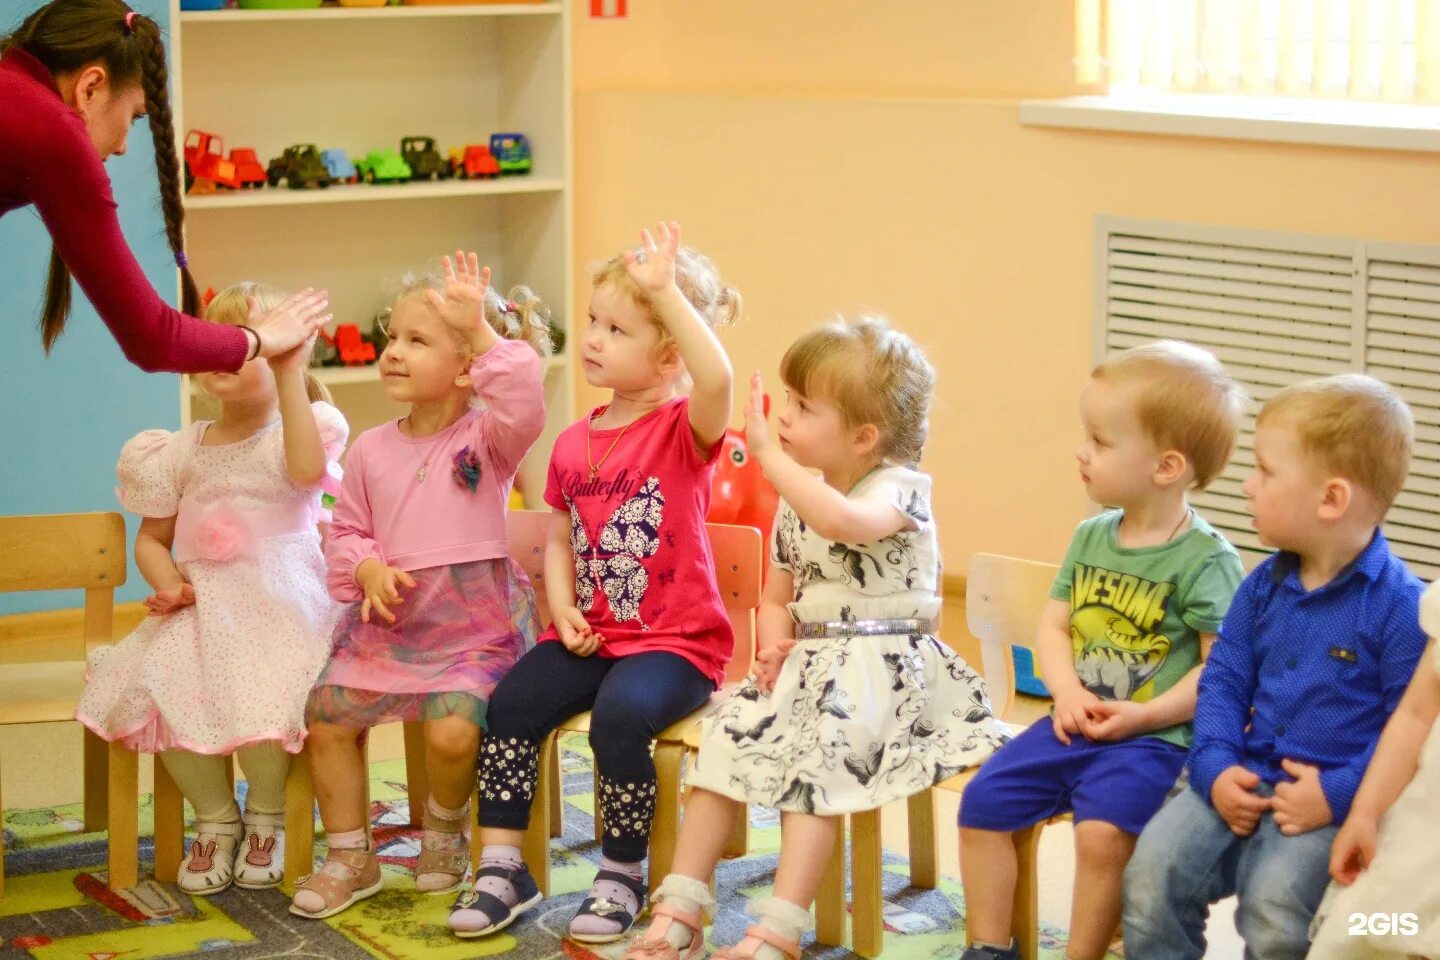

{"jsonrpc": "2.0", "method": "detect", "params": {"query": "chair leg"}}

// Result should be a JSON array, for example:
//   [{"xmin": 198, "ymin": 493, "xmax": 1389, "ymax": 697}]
[
  {"xmin": 647, "ymin": 742, "xmax": 684, "ymax": 894},
  {"xmin": 105, "ymin": 740, "xmax": 138, "ymax": 890},
  {"xmin": 907, "ymin": 789, "xmax": 938, "ymax": 889},
  {"xmin": 153, "ymin": 754, "xmax": 185, "ymax": 883},
  {"xmin": 548, "ymin": 737, "xmax": 563, "ymax": 838},
  {"xmin": 593, "ymin": 764, "xmax": 604, "ymax": 846},
  {"xmin": 284, "ymin": 747, "xmax": 315, "ymax": 889},
  {"xmin": 471, "ymin": 784, "xmax": 484, "ymax": 873},
  {"xmin": 1, "ymin": 754, "xmax": 6, "ymax": 896},
  {"xmin": 403, "ymin": 721, "xmax": 429, "ymax": 827},
  {"xmin": 723, "ymin": 798, "xmax": 749, "ymax": 859},
  {"xmin": 851, "ymin": 808, "xmax": 884, "ymax": 958},
  {"xmin": 82, "ymin": 729, "xmax": 108, "ymax": 833},
  {"xmin": 521, "ymin": 733, "xmax": 554, "ymax": 897},
  {"xmin": 813, "ymin": 816, "xmax": 847, "ymax": 949},
  {"xmin": 1012, "ymin": 822, "xmax": 1045, "ymax": 960}
]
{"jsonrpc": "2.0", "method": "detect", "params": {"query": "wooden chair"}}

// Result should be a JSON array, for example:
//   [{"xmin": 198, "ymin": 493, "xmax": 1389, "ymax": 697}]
[
  {"xmin": 820, "ymin": 552, "xmax": 1056, "ymax": 958},
  {"xmin": 0, "ymin": 512, "xmax": 137, "ymax": 894},
  {"xmin": 527, "ymin": 519, "xmax": 763, "ymax": 896},
  {"xmin": 258, "ymin": 509, "xmax": 554, "ymax": 888}
]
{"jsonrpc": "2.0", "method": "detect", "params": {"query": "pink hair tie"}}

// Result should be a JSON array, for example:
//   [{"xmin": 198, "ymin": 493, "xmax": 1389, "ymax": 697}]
[{"xmin": 123, "ymin": 11, "xmax": 137, "ymax": 34}]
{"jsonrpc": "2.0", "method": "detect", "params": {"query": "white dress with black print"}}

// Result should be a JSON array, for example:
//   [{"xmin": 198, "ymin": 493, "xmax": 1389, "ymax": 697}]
[{"xmin": 689, "ymin": 466, "xmax": 1009, "ymax": 815}]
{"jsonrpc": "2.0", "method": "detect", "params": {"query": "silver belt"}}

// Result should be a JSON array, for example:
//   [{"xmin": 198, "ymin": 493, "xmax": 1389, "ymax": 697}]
[{"xmin": 793, "ymin": 617, "xmax": 935, "ymax": 640}]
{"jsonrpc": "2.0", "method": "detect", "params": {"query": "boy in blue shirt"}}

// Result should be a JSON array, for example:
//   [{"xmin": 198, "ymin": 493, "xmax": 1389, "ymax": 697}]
[{"xmin": 1123, "ymin": 374, "xmax": 1429, "ymax": 960}]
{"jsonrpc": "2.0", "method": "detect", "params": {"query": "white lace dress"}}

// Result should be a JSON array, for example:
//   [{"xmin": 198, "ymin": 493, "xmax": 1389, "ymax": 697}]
[
  {"xmin": 1307, "ymin": 580, "xmax": 1440, "ymax": 959},
  {"xmin": 75, "ymin": 403, "xmax": 347, "ymax": 755},
  {"xmin": 688, "ymin": 466, "xmax": 1009, "ymax": 815}
]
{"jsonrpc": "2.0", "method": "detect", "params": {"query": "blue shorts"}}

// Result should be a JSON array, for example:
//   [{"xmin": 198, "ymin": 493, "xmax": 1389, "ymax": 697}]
[{"xmin": 956, "ymin": 720, "xmax": 1186, "ymax": 836}]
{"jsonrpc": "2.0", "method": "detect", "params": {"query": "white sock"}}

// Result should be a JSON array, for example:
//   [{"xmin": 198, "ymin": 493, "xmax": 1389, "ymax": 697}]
[
  {"xmin": 749, "ymin": 897, "xmax": 811, "ymax": 960},
  {"xmin": 651, "ymin": 873, "xmax": 714, "ymax": 949}
]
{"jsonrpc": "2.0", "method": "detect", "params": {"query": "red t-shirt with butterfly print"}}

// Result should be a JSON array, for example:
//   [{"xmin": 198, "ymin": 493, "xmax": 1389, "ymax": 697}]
[{"xmin": 542, "ymin": 395, "xmax": 734, "ymax": 688}]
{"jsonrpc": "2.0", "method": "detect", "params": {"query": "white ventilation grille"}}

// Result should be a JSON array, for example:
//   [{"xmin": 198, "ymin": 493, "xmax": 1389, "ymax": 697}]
[{"xmin": 1096, "ymin": 219, "xmax": 1440, "ymax": 581}]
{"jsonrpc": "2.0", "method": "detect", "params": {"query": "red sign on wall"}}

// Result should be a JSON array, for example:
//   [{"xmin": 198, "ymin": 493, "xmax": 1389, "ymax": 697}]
[{"xmin": 590, "ymin": 0, "xmax": 627, "ymax": 17}]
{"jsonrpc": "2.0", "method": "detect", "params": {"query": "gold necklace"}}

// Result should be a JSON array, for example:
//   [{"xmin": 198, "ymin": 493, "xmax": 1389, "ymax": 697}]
[
  {"xmin": 585, "ymin": 401, "xmax": 665, "ymax": 481},
  {"xmin": 404, "ymin": 415, "xmax": 464, "ymax": 483}
]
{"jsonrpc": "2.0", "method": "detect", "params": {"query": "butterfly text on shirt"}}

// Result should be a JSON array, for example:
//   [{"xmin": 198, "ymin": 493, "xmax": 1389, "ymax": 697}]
[{"xmin": 561, "ymin": 467, "xmax": 642, "ymax": 504}]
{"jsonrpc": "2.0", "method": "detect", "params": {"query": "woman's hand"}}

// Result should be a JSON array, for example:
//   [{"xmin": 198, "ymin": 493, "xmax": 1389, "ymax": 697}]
[{"xmin": 251, "ymin": 289, "xmax": 332, "ymax": 359}]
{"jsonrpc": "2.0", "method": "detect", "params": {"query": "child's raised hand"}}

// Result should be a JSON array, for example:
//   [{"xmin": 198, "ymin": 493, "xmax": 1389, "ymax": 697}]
[
  {"xmin": 1273, "ymin": 758, "xmax": 1334, "ymax": 835},
  {"xmin": 745, "ymin": 371, "xmax": 775, "ymax": 459},
  {"xmin": 1210, "ymin": 765, "xmax": 1272, "ymax": 836},
  {"xmin": 266, "ymin": 329, "xmax": 318, "ymax": 375},
  {"xmin": 556, "ymin": 605, "xmax": 604, "ymax": 657},
  {"xmin": 144, "ymin": 582, "xmax": 195, "ymax": 617},
  {"xmin": 426, "ymin": 251, "xmax": 492, "ymax": 339},
  {"xmin": 356, "ymin": 559, "xmax": 416, "ymax": 624},
  {"xmin": 1329, "ymin": 813, "xmax": 1379, "ymax": 885},
  {"xmin": 622, "ymin": 220, "xmax": 681, "ymax": 297}
]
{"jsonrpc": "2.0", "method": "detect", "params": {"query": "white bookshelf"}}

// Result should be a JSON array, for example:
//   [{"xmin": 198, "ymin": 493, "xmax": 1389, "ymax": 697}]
[{"xmin": 171, "ymin": 0, "xmax": 573, "ymax": 504}]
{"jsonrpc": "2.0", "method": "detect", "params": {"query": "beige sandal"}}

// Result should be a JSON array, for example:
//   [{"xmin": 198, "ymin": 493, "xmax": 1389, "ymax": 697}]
[
  {"xmin": 289, "ymin": 844, "xmax": 383, "ymax": 920},
  {"xmin": 712, "ymin": 924, "xmax": 802, "ymax": 960},
  {"xmin": 623, "ymin": 903, "xmax": 708, "ymax": 960},
  {"xmin": 415, "ymin": 802, "xmax": 471, "ymax": 894}
]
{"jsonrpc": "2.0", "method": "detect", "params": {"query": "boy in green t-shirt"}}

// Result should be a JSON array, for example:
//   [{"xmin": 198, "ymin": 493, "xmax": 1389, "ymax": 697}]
[{"xmin": 958, "ymin": 341, "xmax": 1247, "ymax": 960}]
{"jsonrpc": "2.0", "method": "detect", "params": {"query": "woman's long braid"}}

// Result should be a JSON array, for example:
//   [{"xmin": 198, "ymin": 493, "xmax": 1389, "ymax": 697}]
[{"xmin": 134, "ymin": 16, "xmax": 199, "ymax": 316}]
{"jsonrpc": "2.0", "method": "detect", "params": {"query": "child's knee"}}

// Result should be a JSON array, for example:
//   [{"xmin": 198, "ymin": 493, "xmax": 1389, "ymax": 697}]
[
  {"xmin": 307, "ymin": 722, "xmax": 363, "ymax": 751},
  {"xmin": 1074, "ymin": 819, "xmax": 1134, "ymax": 872},
  {"xmin": 426, "ymin": 719, "xmax": 480, "ymax": 765}
]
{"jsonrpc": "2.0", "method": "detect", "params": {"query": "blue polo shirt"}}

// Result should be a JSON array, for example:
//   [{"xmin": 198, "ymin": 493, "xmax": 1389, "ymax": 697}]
[{"xmin": 1188, "ymin": 530, "xmax": 1427, "ymax": 822}]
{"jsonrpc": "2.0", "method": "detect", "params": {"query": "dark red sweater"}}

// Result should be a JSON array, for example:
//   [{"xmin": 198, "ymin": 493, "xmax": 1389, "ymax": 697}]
[{"xmin": 0, "ymin": 47, "xmax": 246, "ymax": 373}]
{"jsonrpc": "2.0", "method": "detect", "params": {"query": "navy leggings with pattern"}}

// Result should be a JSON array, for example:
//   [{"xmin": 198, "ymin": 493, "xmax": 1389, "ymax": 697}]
[{"xmin": 477, "ymin": 641, "xmax": 713, "ymax": 861}]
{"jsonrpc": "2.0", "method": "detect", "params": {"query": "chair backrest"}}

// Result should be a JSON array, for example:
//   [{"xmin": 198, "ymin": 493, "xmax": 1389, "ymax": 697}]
[
  {"xmin": 965, "ymin": 552, "xmax": 1060, "ymax": 722},
  {"xmin": 504, "ymin": 511, "xmax": 763, "ymax": 684},
  {"xmin": 706, "ymin": 522, "xmax": 763, "ymax": 683},
  {"xmin": 0, "ymin": 512, "xmax": 127, "ymax": 659}
]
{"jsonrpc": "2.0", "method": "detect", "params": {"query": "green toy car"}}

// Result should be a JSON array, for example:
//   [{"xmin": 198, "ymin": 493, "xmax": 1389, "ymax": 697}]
[
  {"xmin": 265, "ymin": 143, "xmax": 330, "ymax": 189},
  {"xmin": 401, "ymin": 136, "xmax": 450, "ymax": 181},
  {"xmin": 355, "ymin": 149, "xmax": 413, "ymax": 185}
]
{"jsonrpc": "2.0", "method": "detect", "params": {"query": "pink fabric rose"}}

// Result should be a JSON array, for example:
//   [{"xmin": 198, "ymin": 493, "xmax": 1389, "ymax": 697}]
[
  {"xmin": 194, "ymin": 505, "xmax": 255, "ymax": 562},
  {"xmin": 319, "ymin": 460, "xmax": 344, "ymax": 499},
  {"xmin": 319, "ymin": 423, "xmax": 347, "ymax": 462}
]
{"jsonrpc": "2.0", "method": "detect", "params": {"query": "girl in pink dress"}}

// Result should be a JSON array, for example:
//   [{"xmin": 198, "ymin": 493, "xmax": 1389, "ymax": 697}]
[
  {"xmin": 290, "ymin": 253, "xmax": 551, "ymax": 919},
  {"xmin": 77, "ymin": 283, "xmax": 348, "ymax": 896},
  {"xmin": 448, "ymin": 222, "xmax": 742, "ymax": 945}
]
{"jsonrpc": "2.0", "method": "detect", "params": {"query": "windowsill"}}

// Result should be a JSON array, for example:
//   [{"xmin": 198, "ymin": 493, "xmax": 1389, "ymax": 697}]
[{"xmin": 1018, "ymin": 94, "xmax": 1440, "ymax": 153}]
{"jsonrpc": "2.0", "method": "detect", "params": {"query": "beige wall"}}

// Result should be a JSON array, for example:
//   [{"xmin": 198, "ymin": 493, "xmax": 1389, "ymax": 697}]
[{"xmin": 569, "ymin": 1, "xmax": 1440, "ymax": 567}]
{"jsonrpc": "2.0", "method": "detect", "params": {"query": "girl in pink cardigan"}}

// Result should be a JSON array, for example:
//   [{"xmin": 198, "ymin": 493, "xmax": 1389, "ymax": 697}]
[{"xmin": 291, "ymin": 253, "xmax": 550, "ymax": 920}]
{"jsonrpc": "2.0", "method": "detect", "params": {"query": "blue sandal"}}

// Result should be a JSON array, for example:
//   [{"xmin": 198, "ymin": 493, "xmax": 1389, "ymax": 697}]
[
  {"xmin": 569, "ymin": 868, "xmax": 649, "ymax": 944},
  {"xmin": 447, "ymin": 862, "xmax": 542, "ymax": 938}
]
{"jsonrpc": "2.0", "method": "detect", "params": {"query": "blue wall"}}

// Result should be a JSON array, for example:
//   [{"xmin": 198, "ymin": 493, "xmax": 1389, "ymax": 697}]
[{"xmin": 0, "ymin": 0, "xmax": 179, "ymax": 614}]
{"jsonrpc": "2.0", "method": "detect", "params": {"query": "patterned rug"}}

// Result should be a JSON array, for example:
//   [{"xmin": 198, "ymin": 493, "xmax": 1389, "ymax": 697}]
[{"xmin": 0, "ymin": 735, "xmax": 1117, "ymax": 959}]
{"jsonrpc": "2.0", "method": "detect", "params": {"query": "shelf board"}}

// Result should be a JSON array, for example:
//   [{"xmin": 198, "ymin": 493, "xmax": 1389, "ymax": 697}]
[
  {"xmin": 188, "ymin": 354, "xmax": 567, "ymax": 392},
  {"xmin": 180, "ymin": 3, "xmax": 560, "ymax": 24},
  {"xmin": 185, "ymin": 177, "xmax": 563, "ymax": 210}
]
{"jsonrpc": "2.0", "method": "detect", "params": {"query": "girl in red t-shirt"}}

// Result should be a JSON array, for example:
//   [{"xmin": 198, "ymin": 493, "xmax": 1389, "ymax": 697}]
[{"xmin": 449, "ymin": 222, "xmax": 742, "ymax": 944}]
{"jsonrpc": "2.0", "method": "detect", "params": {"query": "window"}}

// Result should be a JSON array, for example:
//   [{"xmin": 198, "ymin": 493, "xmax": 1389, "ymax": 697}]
[{"xmin": 1076, "ymin": 0, "xmax": 1439, "ymax": 102}]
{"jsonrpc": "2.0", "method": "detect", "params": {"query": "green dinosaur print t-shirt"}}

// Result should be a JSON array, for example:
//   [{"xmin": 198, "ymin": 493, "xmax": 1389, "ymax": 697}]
[{"xmin": 1049, "ymin": 509, "xmax": 1244, "ymax": 748}]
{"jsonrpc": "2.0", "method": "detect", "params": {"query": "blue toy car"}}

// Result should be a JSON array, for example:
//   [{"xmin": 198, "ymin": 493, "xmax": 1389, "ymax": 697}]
[
  {"xmin": 320, "ymin": 149, "xmax": 358, "ymax": 185},
  {"xmin": 488, "ymin": 132, "xmax": 532, "ymax": 175}
]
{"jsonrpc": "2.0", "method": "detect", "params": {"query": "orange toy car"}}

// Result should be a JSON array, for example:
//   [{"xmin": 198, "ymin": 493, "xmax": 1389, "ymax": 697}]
[
  {"xmin": 448, "ymin": 144, "xmax": 501, "ymax": 180},
  {"xmin": 183, "ymin": 129, "xmax": 239, "ymax": 192},
  {"xmin": 228, "ymin": 148, "xmax": 267, "ymax": 189}
]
